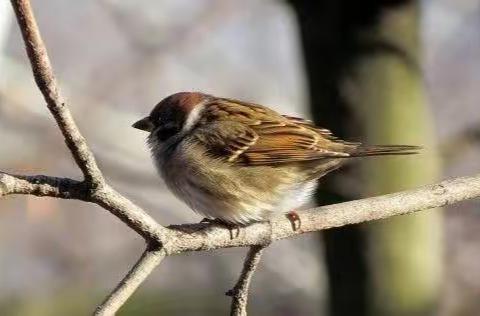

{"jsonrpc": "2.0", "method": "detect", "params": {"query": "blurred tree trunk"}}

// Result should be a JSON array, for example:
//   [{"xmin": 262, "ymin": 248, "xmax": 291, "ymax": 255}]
[
  {"xmin": 287, "ymin": 1, "xmax": 369, "ymax": 315},
  {"xmin": 288, "ymin": 1, "xmax": 442, "ymax": 316},
  {"xmin": 350, "ymin": 3, "xmax": 443, "ymax": 316}
]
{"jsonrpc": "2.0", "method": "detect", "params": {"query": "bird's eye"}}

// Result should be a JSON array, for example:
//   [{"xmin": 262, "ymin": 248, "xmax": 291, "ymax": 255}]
[{"xmin": 155, "ymin": 122, "xmax": 179, "ymax": 141}]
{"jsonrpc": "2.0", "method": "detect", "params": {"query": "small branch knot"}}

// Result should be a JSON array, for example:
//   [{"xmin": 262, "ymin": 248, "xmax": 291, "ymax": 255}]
[{"xmin": 432, "ymin": 183, "xmax": 447, "ymax": 195}]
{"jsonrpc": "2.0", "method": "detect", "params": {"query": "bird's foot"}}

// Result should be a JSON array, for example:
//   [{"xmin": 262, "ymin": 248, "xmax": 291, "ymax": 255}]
[
  {"xmin": 286, "ymin": 210, "xmax": 301, "ymax": 231},
  {"xmin": 200, "ymin": 217, "xmax": 213, "ymax": 224},
  {"xmin": 199, "ymin": 218, "xmax": 241, "ymax": 239}
]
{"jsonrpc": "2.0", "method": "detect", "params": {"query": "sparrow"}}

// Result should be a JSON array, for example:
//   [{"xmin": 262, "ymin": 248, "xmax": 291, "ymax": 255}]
[{"xmin": 133, "ymin": 92, "xmax": 419, "ymax": 225}]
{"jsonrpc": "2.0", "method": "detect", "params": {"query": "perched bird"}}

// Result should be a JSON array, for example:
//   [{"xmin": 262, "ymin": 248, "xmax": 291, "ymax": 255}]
[{"xmin": 133, "ymin": 92, "xmax": 419, "ymax": 225}]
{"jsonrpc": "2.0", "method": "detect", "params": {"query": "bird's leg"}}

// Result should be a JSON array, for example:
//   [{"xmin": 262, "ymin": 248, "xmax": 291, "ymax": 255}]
[
  {"xmin": 199, "ymin": 218, "xmax": 241, "ymax": 239},
  {"xmin": 286, "ymin": 210, "xmax": 301, "ymax": 231}
]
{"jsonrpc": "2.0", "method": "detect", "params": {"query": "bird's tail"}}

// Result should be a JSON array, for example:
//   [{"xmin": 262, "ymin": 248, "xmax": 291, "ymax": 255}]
[{"xmin": 348, "ymin": 144, "xmax": 421, "ymax": 157}]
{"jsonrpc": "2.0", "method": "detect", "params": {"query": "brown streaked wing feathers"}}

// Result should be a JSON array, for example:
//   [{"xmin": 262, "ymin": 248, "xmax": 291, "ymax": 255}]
[{"xmin": 196, "ymin": 99, "xmax": 353, "ymax": 166}]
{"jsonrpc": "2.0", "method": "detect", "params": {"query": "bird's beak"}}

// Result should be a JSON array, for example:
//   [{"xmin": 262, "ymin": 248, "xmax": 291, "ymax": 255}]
[{"xmin": 132, "ymin": 117, "xmax": 154, "ymax": 132}]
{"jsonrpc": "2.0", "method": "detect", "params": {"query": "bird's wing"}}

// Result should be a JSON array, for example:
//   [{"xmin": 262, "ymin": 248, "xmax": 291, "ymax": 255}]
[{"xmin": 193, "ymin": 98, "xmax": 354, "ymax": 166}]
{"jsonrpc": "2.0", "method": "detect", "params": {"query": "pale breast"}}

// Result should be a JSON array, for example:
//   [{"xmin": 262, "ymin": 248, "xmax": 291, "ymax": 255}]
[{"xmin": 155, "ymin": 140, "xmax": 315, "ymax": 224}]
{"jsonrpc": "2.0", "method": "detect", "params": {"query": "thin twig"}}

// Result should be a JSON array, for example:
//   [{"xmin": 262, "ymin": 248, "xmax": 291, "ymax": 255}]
[
  {"xmin": 10, "ymin": 0, "xmax": 103, "ymax": 186},
  {"xmin": 8, "ymin": 0, "xmax": 167, "ymax": 243},
  {"xmin": 0, "ymin": 172, "xmax": 167, "ymax": 242},
  {"xmin": 94, "ymin": 246, "xmax": 166, "ymax": 316},
  {"xmin": 227, "ymin": 245, "xmax": 266, "ymax": 316},
  {"xmin": 0, "ymin": 173, "xmax": 86, "ymax": 199},
  {"xmin": 8, "ymin": 2, "xmax": 169, "ymax": 313}
]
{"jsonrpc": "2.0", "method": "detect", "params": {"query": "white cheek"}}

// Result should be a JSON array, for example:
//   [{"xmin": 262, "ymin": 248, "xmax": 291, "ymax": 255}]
[{"xmin": 182, "ymin": 101, "xmax": 206, "ymax": 132}]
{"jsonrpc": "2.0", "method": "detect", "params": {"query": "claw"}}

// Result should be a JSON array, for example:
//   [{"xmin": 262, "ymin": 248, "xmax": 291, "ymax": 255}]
[
  {"xmin": 286, "ymin": 211, "xmax": 301, "ymax": 231},
  {"xmin": 200, "ymin": 217, "xmax": 212, "ymax": 224},
  {"xmin": 199, "ymin": 218, "xmax": 241, "ymax": 239}
]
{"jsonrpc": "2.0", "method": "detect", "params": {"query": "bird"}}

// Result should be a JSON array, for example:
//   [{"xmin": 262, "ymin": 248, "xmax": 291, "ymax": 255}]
[{"xmin": 133, "ymin": 92, "xmax": 419, "ymax": 226}]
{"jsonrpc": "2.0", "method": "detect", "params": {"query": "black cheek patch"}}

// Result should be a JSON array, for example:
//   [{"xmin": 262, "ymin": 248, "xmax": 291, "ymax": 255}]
[{"xmin": 156, "ymin": 126, "xmax": 180, "ymax": 141}]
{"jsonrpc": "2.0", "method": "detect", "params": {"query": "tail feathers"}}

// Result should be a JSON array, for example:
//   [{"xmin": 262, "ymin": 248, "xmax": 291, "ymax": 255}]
[{"xmin": 349, "ymin": 144, "xmax": 421, "ymax": 157}]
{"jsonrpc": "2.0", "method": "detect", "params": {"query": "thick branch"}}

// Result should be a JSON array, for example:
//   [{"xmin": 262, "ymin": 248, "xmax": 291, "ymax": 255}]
[
  {"xmin": 227, "ymin": 246, "xmax": 266, "ymax": 316},
  {"xmin": 1, "ymin": 169, "xmax": 480, "ymax": 314},
  {"xmin": 94, "ymin": 246, "xmax": 166, "ymax": 316},
  {"xmin": 10, "ymin": 0, "xmax": 103, "ymax": 185},
  {"xmin": 166, "ymin": 174, "xmax": 480, "ymax": 253},
  {"xmin": 7, "ymin": 172, "xmax": 477, "ymax": 256}
]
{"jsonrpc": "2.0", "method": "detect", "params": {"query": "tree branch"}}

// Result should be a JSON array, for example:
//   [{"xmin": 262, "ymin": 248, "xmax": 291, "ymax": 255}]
[
  {"xmin": 165, "ymin": 174, "xmax": 480, "ymax": 253},
  {"xmin": 8, "ymin": 0, "xmax": 167, "ymax": 243},
  {"xmin": 4, "ymin": 171, "xmax": 477, "ymax": 254},
  {"xmin": 94, "ymin": 246, "xmax": 167, "ymax": 316},
  {"xmin": 2, "ymin": 170, "xmax": 480, "ymax": 312},
  {"xmin": 10, "ymin": 0, "xmax": 103, "ymax": 186},
  {"xmin": 0, "ymin": 173, "xmax": 86, "ymax": 199},
  {"xmin": 227, "ymin": 245, "xmax": 266, "ymax": 316},
  {"xmin": 0, "ymin": 171, "xmax": 168, "ymax": 243}
]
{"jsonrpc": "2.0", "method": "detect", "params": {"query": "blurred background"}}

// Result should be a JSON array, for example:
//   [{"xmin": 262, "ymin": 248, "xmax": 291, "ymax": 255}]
[{"xmin": 0, "ymin": 0, "xmax": 479, "ymax": 315}]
